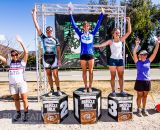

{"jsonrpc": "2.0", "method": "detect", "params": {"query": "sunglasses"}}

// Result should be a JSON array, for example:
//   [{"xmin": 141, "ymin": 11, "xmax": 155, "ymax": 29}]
[
  {"xmin": 11, "ymin": 53, "xmax": 18, "ymax": 57},
  {"xmin": 46, "ymin": 29, "xmax": 53, "ymax": 32}
]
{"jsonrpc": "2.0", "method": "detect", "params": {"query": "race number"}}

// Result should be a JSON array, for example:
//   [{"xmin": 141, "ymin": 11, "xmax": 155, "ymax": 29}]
[
  {"xmin": 60, "ymin": 101, "xmax": 68, "ymax": 118},
  {"xmin": 108, "ymin": 100, "xmax": 117, "ymax": 117}
]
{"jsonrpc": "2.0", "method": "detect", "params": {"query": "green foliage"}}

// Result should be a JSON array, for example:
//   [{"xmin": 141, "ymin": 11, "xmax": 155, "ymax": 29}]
[
  {"xmin": 122, "ymin": 0, "xmax": 159, "ymax": 46},
  {"xmin": 27, "ymin": 54, "xmax": 36, "ymax": 67}
]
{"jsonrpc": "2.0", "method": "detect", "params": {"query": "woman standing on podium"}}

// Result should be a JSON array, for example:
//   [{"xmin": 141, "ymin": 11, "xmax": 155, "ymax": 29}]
[
  {"xmin": 133, "ymin": 36, "xmax": 160, "ymax": 116},
  {"xmin": 32, "ymin": 7, "xmax": 62, "ymax": 96},
  {"xmin": 68, "ymin": 4, "xmax": 104, "ymax": 93},
  {"xmin": 94, "ymin": 17, "xmax": 131, "ymax": 97}
]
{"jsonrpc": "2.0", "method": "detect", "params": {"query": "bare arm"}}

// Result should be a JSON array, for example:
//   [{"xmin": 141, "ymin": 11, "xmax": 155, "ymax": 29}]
[
  {"xmin": 0, "ymin": 55, "xmax": 7, "ymax": 64},
  {"xmin": 94, "ymin": 40, "xmax": 112, "ymax": 48},
  {"xmin": 149, "ymin": 40, "xmax": 160, "ymax": 62},
  {"xmin": 133, "ymin": 40, "xmax": 140, "ymax": 63},
  {"xmin": 121, "ymin": 17, "xmax": 131, "ymax": 42},
  {"xmin": 16, "ymin": 35, "xmax": 28, "ymax": 63},
  {"xmin": 57, "ymin": 46, "xmax": 61, "ymax": 66},
  {"xmin": 32, "ymin": 6, "xmax": 42, "ymax": 36}
]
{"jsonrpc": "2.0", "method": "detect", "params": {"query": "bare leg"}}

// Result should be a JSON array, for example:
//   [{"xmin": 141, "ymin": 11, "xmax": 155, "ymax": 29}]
[
  {"xmin": 88, "ymin": 59, "xmax": 94, "ymax": 88},
  {"xmin": 117, "ymin": 66, "xmax": 124, "ymax": 92},
  {"xmin": 13, "ymin": 94, "xmax": 20, "ymax": 111},
  {"xmin": 109, "ymin": 66, "xmax": 117, "ymax": 92},
  {"xmin": 45, "ymin": 69, "xmax": 53, "ymax": 90},
  {"xmin": 137, "ymin": 91, "xmax": 143, "ymax": 109},
  {"xmin": 142, "ymin": 91, "xmax": 149, "ymax": 109},
  {"xmin": 13, "ymin": 94, "xmax": 21, "ymax": 121},
  {"xmin": 21, "ymin": 93, "xmax": 28, "ymax": 112},
  {"xmin": 80, "ymin": 60, "xmax": 87, "ymax": 89},
  {"xmin": 52, "ymin": 69, "xmax": 60, "ymax": 90}
]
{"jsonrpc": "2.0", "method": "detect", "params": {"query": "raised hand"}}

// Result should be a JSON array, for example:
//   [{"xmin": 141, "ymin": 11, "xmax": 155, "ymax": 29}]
[
  {"xmin": 16, "ymin": 35, "xmax": 23, "ymax": 44},
  {"xmin": 135, "ymin": 38, "xmax": 140, "ymax": 46},
  {"xmin": 32, "ymin": 6, "xmax": 37, "ymax": 17},
  {"xmin": 101, "ymin": 7, "xmax": 105, "ymax": 14},
  {"xmin": 68, "ymin": 2, "xmax": 74, "ymax": 14},
  {"xmin": 126, "ymin": 17, "xmax": 130, "ymax": 23}
]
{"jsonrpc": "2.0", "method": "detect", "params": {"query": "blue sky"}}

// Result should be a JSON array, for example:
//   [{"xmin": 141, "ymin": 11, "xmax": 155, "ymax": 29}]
[{"xmin": 0, "ymin": 0, "xmax": 159, "ymax": 51}]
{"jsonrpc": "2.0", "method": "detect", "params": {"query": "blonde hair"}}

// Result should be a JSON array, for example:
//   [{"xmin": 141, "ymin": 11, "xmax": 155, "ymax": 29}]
[{"xmin": 83, "ymin": 21, "xmax": 90, "ymax": 27}]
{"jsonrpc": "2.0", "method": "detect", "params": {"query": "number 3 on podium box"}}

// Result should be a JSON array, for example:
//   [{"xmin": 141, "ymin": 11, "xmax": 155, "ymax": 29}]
[
  {"xmin": 108, "ymin": 99, "xmax": 118, "ymax": 117},
  {"xmin": 108, "ymin": 93, "xmax": 133, "ymax": 121}
]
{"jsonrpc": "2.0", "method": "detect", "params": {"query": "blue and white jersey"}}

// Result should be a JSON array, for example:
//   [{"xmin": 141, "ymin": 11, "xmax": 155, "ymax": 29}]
[
  {"xmin": 70, "ymin": 13, "xmax": 104, "ymax": 55},
  {"xmin": 40, "ymin": 33, "xmax": 60, "ymax": 55}
]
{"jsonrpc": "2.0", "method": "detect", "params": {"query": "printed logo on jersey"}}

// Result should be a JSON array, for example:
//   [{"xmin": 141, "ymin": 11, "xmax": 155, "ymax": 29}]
[
  {"xmin": 81, "ymin": 34, "xmax": 93, "ymax": 44},
  {"xmin": 44, "ymin": 38, "xmax": 57, "ymax": 53},
  {"xmin": 8, "ymin": 61, "xmax": 25, "ymax": 84},
  {"xmin": 142, "ymin": 62, "xmax": 150, "ymax": 68},
  {"xmin": 44, "ymin": 38, "xmax": 56, "ymax": 46}
]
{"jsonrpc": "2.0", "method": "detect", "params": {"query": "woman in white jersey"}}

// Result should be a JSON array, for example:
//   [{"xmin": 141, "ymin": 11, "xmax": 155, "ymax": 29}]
[
  {"xmin": 94, "ymin": 17, "xmax": 131, "ymax": 97},
  {"xmin": 0, "ymin": 35, "xmax": 29, "ymax": 122}
]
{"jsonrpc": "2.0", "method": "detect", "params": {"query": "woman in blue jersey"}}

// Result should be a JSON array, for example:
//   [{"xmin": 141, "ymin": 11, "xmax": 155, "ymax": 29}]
[
  {"xmin": 94, "ymin": 17, "xmax": 131, "ymax": 96},
  {"xmin": 32, "ymin": 7, "xmax": 62, "ymax": 96},
  {"xmin": 133, "ymin": 36, "xmax": 160, "ymax": 116},
  {"xmin": 0, "ymin": 35, "xmax": 29, "ymax": 122},
  {"xmin": 69, "ymin": 6, "xmax": 104, "ymax": 93}
]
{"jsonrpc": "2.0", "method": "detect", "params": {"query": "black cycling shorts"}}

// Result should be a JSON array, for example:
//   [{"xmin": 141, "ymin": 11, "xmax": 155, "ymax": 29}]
[{"xmin": 80, "ymin": 54, "xmax": 94, "ymax": 61}]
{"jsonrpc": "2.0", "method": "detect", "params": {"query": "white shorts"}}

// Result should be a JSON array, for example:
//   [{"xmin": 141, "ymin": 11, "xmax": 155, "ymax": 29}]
[
  {"xmin": 9, "ymin": 82, "xmax": 28, "ymax": 95},
  {"xmin": 43, "ymin": 56, "xmax": 58, "ymax": 70}
]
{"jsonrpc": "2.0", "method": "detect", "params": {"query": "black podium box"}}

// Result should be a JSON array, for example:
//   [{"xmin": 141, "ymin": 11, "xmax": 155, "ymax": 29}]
[
  {"xmin": 73, "ymin": 88, "xmax": 101, "ymax": 124},
  {"xmin": 108, "ymin": 93, "xmax": 133, "ymax": 121},
  {"xmin": 41, "ymin": 92, "xmax": 68, "ymax": 124}
]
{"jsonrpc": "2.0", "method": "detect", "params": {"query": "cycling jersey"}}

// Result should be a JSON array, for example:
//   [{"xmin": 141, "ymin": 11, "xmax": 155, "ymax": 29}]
[
  {"xmin": 7, "ymin": 59, "xmax": 26, "ymax": 84},
  {"xmin": 70, "ymin": 13, "xmax": 104, "ymax": 55},
  {"xmin": 40, "ymin": 33, "xmax": 60, "ymax": 55}
]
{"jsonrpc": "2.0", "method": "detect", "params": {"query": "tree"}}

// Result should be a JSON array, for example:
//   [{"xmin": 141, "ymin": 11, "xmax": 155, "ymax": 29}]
[
  {"xmin": 120, "ymin": 0, "xmax": 160, "ymax": 64},
  {"xmin": 26, "ymin": 54, "xmax": 36, "ymax": 68}
]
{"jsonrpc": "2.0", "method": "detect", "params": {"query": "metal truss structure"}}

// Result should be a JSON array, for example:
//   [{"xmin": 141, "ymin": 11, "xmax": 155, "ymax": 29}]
[{"xmin": 35, "ymin": 3, "xmax": 126, "ymax": 101}]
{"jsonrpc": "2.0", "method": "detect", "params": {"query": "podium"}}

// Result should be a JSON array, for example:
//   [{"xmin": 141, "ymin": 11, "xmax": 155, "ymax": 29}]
[
  {"xmin": 108, "ymin": 93, "xmax": 133, "ymax": 121},
  {"xmin": 73, "ymin": 88, "xmax": 101, "ymax": 124},
  {"xmin": 41, "ymin": 92, "xmax": 68, "ymax": 124}
]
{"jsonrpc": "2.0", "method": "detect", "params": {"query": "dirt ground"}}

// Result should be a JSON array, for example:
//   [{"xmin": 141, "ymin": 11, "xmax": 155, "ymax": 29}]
[
  {"xmin": 0, "ymin": 81, "xmax": 160, "ymax": 98},
  {"xmin": 0, "ymin": 81, "xmax": 160, "ymax": 130}
]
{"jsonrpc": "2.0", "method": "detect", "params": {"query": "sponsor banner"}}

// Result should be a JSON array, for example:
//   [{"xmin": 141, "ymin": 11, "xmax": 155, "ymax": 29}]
[
  {"xmin": 118, "ymin": 103, "xmax": 132, "ymax": 112},
  {"xmin": 43, "ymin": 113, "xmax": 60, "ymax": 124},
  {"xmin": 81, "ymin": 98, "xmax": 96, "ymax": 110},
  {"xmin": 80, "ymin": 110, "xmax": 96, "ymax": 124},
  {"xmin": 43, "ymin": 103, "xmax": 59, "ymax": 113},
  {"xmin": 118, "ymin": 113, "xmax": 132, "ymax": 122}
]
